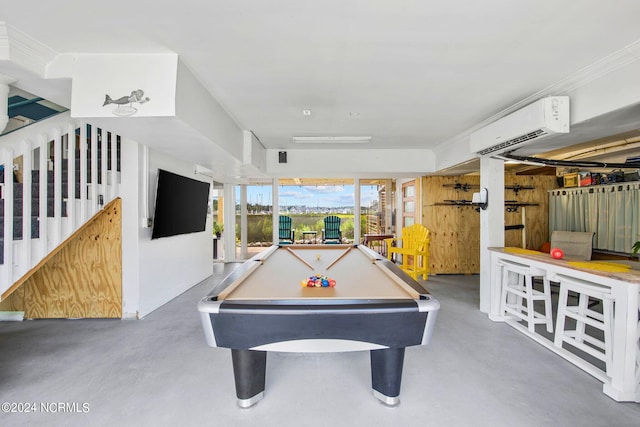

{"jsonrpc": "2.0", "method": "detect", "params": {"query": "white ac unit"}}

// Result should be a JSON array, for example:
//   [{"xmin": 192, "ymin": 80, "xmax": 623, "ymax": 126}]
[{"xmin": 469, "ymin": 96, "xmax": 570, "ymax": 156}]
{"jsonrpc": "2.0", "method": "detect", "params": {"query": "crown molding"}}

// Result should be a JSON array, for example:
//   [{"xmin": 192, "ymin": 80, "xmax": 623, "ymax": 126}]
[
  {"xmin": 544, "ymin": 39, "xmax": 640, "ymax": 94},
  {"xmin": 0, "ymin": 22, "xmax": 58, "ymax": 78},
  {"xmin": 0, "ymin": 22, "xmax": 10, "ymax": 60}
]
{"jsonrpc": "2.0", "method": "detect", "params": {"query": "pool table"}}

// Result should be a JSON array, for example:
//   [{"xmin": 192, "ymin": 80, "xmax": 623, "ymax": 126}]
[{"xmin": 198, "ymin": 244, "xmax": 439, "ymax": 407}]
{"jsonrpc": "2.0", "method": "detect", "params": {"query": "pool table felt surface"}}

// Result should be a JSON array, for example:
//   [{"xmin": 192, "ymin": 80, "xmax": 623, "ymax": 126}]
[{"xmin": 219, "ymin": 245, "xmax": 422, "ymax": 301}]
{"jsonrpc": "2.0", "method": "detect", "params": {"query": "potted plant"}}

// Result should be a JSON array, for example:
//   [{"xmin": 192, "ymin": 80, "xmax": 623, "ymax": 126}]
[
  {"xmin": 632, "ymin": 241, "xmax": 640, "ymax": 257},
  {"xmin": 213, "ymin": 222, "xmax": 224, "ymax": 238}
]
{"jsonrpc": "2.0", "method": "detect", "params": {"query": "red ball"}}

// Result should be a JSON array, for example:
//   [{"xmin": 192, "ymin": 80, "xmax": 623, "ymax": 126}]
[{"xmin": 550, "ymin": 248, "xmax": 564, "ymax": 259}]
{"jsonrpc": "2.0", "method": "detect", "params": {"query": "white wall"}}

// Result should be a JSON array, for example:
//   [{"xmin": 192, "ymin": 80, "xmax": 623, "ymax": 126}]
[
  {"xmin": 120, "ymin": 139, "xmax": 141, "ymax": 318},
  {"xmin": 71, "ymin": 53, "xmax": 178, "ymax": 118},
  {"xmin": 136, "ymin": 147, "xmax": 213, "ymax": 318},
  {"xmin": 175, "ymin": 60, "xmax": 244, "ymax": 160},
  {"xmin": 243, "ymin": 130, "xmax": 266, "ymax": 173},
  {"xmin": 267, "ymin": 148, "xmax": 435, "ymax": 177}
]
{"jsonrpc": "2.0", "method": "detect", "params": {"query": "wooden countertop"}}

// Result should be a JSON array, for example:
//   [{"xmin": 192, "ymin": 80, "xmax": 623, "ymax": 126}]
[{"xmin": 489, "ymin": 247, "xmax": 640, "ymax": 284}]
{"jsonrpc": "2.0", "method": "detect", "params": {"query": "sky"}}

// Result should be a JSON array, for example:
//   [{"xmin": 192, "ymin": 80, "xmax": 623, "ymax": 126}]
[{"xmin": 242, "ymin": 185, "xmax": 379, "ymax": 208}]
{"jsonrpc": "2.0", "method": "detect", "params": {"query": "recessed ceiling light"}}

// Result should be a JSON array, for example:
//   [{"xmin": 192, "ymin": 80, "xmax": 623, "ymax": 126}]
[
  {"xmin": 302, "ymin": 109, "xmax": 312, "ymax": 116},
  {"xmin": 292, "ymin": 136, "xmax": 372, "ymax": 144}
]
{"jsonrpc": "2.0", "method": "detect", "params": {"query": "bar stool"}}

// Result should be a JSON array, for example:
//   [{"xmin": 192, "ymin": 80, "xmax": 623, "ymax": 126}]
[
  {"xmin": 498, "ymin": 259, "xmax": 553, "ymax": 333},
  {"xmin": 553, "ymin": 274, "xmax": 614, "ymax": 375}
]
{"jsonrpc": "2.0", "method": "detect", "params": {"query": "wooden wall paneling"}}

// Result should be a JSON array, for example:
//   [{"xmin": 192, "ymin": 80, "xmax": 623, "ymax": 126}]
[
  {"xmin": 458, "ymin": 205, "xmax": 480, "ymax": 273},
  {"xmin": 422, "ymin": 174, "xmax": 555, "ymax": 274},
  {"xmin": 423, "ymin": 177, "xmax": 455, "ymax": 274},
  {"xmin": 422, "ymin": 176, "xmax": 480, "ymax": 274},
  {"xmin": 529, "ymin": 176, "xmax": 555, "ymax": 249},
  {"xmin": 421, "ymin": 204, "xmax": 439, "ymax": 271},
  {"xmin": 4, "ymin": 198, "xmax": 122, "ymax": 318},
  {"xmin": 504, "ymin": 176, "xmax": 557, "ymax": 250},
  {"xmin": 431, "ymin": 207, "xmax": 460, "ymax": 274},
  {"xmin": 0, "ymin": 286, "xmax": 25, "ymax": 311},
  {"xmin": 504, "ymin": 207, "xmax": 523, "ymax": 248}
]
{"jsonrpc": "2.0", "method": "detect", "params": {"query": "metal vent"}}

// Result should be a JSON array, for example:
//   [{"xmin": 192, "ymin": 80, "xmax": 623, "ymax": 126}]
[{"xmin": 476, "ymin": 129, "xmax": 547, "ymax": 156}]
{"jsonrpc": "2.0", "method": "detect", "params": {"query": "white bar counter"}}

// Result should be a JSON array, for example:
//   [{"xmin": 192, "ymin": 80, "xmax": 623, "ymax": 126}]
[{"xmin": 488, "ymin": 247, "xmax": 639, "ymax": 403}]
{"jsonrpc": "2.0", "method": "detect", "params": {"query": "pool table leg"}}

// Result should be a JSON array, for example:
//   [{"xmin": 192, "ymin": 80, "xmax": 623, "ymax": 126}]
[
  {"xmin": 370, "ymin": 347, "xmax": 405, "ymax": 407},
  {"xmin": 231, "ymin": 349, "xmax": 266, "ymax": 408}
]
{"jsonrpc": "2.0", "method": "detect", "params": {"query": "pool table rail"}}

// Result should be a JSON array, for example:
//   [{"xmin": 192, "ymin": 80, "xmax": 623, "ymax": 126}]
[
  {"xmin": 205, "ymin": 244, "xmax": 434, "ymax": 303},
  {"xmin": 200, "ymin": 297, "xmax": 438, "ymax": 350}
]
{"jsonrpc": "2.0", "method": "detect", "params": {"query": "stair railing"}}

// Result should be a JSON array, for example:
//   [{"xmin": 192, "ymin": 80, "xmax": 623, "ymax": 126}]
[{"xmin": 0, "ymin": 112, "xmax": 121, "ymax": 295}]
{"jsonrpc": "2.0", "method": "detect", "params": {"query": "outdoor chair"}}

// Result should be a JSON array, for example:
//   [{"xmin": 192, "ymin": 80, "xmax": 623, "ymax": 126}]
[
  {"xmin": 385, "ymin": 224, "xmax": 430, "ymax": 280},
  {"xmin": 322, "ymin": 216, "xmax": 342, "ymax": 243},
  {"xmin": 279, "ymin": 215, "xmax": 295, "ymax": 244}
]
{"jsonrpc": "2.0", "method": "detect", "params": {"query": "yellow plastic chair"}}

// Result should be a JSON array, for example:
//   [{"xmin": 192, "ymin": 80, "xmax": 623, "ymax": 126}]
[{"xmin": 385, "ymin": 224, "xmax": 430, "ymax": 280}]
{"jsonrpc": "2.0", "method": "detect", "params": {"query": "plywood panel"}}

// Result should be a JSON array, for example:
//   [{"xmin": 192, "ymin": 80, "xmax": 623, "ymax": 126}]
[
  {"xmin": 4, "ymin": 198, "xmax": 122, "ymax": 318},
  {"xmin": 0, "ymin": 286, "xmax": 25, "ymax": 311},
  {"xmin": 504, "ymin": 176, "xmax": 557, "ymax": 251},
  {"xmin": 422, "ymin": 175, "xmax": 556, "ymax": 274},
  {"xmin": 422, "ymin": 176, "xmax": 480, "ymax": 274},
  {"xmin": 458, "ymin": 204, "xmax": 480, "ymax": 273}
]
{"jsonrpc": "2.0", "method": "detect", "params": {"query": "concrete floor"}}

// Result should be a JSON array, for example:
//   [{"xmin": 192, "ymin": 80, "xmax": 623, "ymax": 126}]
[{"xmin": 1, "ymin": 264, "xmax": 638, "ymax": 427}]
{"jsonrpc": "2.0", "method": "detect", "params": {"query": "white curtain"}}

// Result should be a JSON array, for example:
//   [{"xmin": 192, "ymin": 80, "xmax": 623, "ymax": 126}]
[{"xmin": 549, "ymin": 183, "xmax": 640, "ymax": 253}]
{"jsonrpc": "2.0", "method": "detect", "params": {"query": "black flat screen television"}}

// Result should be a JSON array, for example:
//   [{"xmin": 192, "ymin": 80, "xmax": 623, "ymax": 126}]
[{"xmin": 151, "ymin": 169, "xmax": 210, "ymax": 239}]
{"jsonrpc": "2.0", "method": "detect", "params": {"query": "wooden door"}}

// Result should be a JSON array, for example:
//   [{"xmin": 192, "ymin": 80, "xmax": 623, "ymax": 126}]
[{"xmin": 402, "ymin": 180, "xmax": 419, "ymax": 227}]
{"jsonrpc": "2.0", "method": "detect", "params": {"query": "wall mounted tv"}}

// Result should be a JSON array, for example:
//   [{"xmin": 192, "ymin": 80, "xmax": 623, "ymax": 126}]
[{"xmin": 151, "ymin": 169, "xmax": 210, "ymax": 239}]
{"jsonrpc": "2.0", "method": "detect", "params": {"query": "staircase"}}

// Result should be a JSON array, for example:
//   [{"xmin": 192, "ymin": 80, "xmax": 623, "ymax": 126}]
[
  {"xmin": 1, "ymin": 163, "xmax": 82, "ymax": 260},
  {"xmin": 0, "ymin": 112, "xmax": 122, "ymax": 296}
]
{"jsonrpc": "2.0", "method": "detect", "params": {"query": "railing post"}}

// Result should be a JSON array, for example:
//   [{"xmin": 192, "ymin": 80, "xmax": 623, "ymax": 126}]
[
  {"xmin": 100, "ymin": 129, "xmax": 108, "ymax": 208},
  {"xmin": 1, "ymin": 147, "xmax": 14, "ymax": 288},
  {"xmin": 90, "ymin": 125, "xmax": 98, "ymax": 216},
  {"xmin": 53, "ymin": 128, "xmax": 62, "ymax": 246},
  {"xmin": 110, "ymin": 133, "xmax": 119, "ymax": 199},
  {"xmin": 66, "ymin": 122, "xmax": 76, "ymax": 235},
  {"xmin": 38, "ymin": 135, "xmax": 48, "ymax": 257},
  {"xmin": 21, "ymin": 139, "xmax": 32, "ymax": 274},
  {"xmin": 79, "ymin": 122, "xmax": 88, "ymax": 223}
]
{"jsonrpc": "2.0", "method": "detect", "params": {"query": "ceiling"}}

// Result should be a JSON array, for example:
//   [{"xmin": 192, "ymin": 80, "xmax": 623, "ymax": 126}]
[{"xmin": 2, "ymin": 1, "xmax": 640, "ymax": 170}]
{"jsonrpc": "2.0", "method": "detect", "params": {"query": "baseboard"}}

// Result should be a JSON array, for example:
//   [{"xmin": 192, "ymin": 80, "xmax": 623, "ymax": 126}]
[{"xmin": 0, "ymin": 311, "xmax": 25, "ymax": 321}]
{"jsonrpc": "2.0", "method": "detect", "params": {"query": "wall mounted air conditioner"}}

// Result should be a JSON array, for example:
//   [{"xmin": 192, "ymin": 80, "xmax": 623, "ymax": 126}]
[{"xmin": 469, "ymin": 96, "xmax": 570, "ymax": 156}]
